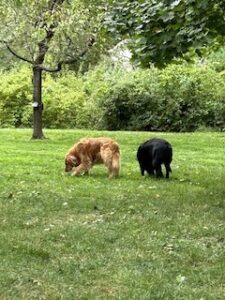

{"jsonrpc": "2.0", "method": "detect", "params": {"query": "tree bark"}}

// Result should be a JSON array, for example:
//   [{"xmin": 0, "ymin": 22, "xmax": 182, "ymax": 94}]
[{"xmin": 32, "ymin": 66, "xmax": 45, "ymax": 139}]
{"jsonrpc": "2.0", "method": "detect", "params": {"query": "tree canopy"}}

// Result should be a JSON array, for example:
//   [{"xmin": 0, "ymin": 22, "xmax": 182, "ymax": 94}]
[
  {"xmin": 0, "ymin": 0, "xmax": 108, "ymax": 72},
  {"xmin": 105, "ymin": 0, "xmax": 225, "ymax": 67}
]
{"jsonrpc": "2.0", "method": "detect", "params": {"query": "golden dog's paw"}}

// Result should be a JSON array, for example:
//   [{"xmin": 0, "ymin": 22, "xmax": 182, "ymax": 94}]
[{"xmin": 71, "ymin": 172, "xmax": 78, "ymax": 176}]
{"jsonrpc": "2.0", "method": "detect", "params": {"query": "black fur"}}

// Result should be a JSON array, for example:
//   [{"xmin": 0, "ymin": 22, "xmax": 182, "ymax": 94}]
[{"xmin": 137, "ymin": 138, "xmax": 173, "ymax": 178}]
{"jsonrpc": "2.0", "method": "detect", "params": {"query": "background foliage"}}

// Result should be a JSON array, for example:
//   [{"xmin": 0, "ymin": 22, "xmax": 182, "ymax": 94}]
[
  {"xmin": 1, "ymin": 0, "xmax": 225, "ymax": 133},
  {"xmin": 1, "ymin": 60, "xmax": 225, "ymax": 132},
  {"xmin": 104, "ymin": 0, "xmax": 225, "ymax": 67}
]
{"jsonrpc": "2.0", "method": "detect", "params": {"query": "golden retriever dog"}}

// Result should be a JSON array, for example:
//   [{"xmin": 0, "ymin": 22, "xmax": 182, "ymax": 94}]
[{"xmin": 65, "ymin": 137, "xmax": 120, "ymax": 178}]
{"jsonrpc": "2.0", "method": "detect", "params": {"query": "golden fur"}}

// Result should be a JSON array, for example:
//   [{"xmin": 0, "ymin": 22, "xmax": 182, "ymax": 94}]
[{"xmin": 65, "ymin": 137, "xmax": 120, "ymax": 178}]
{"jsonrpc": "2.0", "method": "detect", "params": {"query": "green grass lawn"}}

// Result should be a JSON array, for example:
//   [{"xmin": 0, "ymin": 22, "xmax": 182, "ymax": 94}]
[{"xmin": 0, "ymin": 128, "xmax": 225, "ymax": 299}]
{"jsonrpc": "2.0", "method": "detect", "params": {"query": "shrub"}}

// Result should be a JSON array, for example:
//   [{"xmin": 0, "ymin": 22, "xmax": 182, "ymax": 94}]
[
  {"xmin": 101, "ymin": 68, "xmax": 161, "ymax": 130},
  {"xmin": 66, "ymin": 61, "xmax": 127, "ymax": 129},
  {"xmin": 1, "ymin": 61, "xmax": 225, "ymax": 132},
  {"xmin": 0, "ymin": 67, "xmax": 32, "ymax": 127},
  {"xmin": 42, "ymin": 74, "xmax": 86, "ymax": 128},
  {"xmin": 207, "ymin": 48, "xmax": 225, "ymax": 72},
  {"xmin": 76, "ymin": 63, "xmax": 113, "ymax": 129},
  {"xmin": 100, "ymin": 64, "xmax": 225, "ymax": 131},
  {"xmin": 158, "ymin": 64, "xmax": 225, "ymax": 131}
]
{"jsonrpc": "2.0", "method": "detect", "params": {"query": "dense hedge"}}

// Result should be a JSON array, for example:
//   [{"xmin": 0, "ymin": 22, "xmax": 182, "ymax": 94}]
[{"xmin": 0, "ymin": 62, "xmax": 225, "ymax": 131}]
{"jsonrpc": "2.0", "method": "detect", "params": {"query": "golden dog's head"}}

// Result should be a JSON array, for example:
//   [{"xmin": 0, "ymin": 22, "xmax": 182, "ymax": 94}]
[{"xmin": 65, "ymin": 155, "xmax": 79, "ymax": 172}]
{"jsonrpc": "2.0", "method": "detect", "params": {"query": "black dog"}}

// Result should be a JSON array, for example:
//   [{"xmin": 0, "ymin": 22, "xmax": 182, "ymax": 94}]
[{"xmin": 137, "ymin": 138, "xmax": 173, "ymax": 178}]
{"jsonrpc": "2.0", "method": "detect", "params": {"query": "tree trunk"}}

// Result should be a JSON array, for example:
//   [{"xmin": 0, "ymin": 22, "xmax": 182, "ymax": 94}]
[{"xmin": 32, "ymin": 66, "xmax": 45, "ymax": 139}]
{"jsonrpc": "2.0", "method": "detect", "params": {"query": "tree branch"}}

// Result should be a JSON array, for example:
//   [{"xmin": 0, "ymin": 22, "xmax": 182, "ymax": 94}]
[
  {"xmin": 38, "ymin": 36, "xmax": 96, "ymax": 72},
  {"xmin": 40, "ymin": 62, "xmax": 63, "ymax": 72},
  {"xmin": 48, "ymin": 0, "xmax": 65, "ymax": 11},
  {"xmin": 0, "ymin": 40, "xmax": 34, "ymax": 64},
  {"xmin": 34, "ymin": 0, "xmax": 66, "ymax": 65}
]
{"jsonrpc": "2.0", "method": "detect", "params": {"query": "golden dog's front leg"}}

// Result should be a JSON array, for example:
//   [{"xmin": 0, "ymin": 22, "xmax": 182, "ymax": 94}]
[
  {"xmin": 71, "ymin": 164, "xmax": 85, "ymax": 176},
  {"xmin": 71, "ymin": 161, "xmax": 91, "ymax": 176}
]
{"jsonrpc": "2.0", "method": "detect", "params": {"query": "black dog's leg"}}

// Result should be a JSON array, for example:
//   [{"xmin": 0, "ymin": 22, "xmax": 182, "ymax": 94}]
[
  {"xmin": 147, "ymin": 167, "xmax": 154, "ymax": 176},
  {"xmin": 152, "ymin": 159, "xmax": 163, "ymax": 178},
  {"xmin": 165, "ymin": 163, "xmax": 171, "ymax": 178},
  {"xmin": 141, "ymin": 167, "xmax": 145, "ymax": 176},
  {"xmin": 155, "ymin": 164, "xmax": 163, "ymax": 178},
  {"xmin": 139, "ymin": 162, "xmax": 145, "ymax": 176}
]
